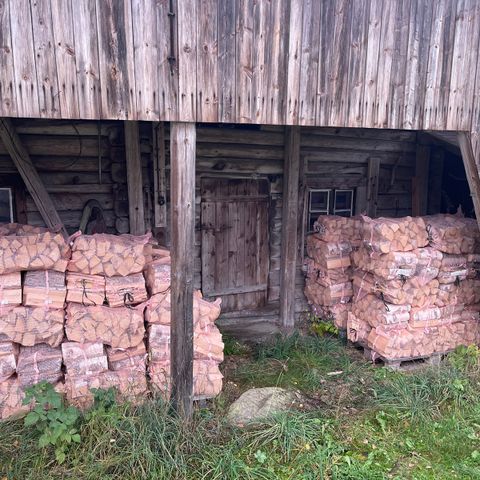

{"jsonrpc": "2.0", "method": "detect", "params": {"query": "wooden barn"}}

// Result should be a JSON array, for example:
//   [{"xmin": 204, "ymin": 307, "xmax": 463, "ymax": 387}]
[{"xmin": 1, "ymin": 0, "xmax": 480, "ymax": 410}]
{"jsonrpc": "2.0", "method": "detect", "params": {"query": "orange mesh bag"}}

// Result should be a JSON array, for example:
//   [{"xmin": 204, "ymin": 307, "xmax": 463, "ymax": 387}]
[
  {"xmin": 310, "ymin": 303, "xmax": 351, "ymax": 330},
  {"xmin": 68, "ymin": 233, "xmax": 152, "ymax": 277},
  {"xmin": 23, "ymin": 270, "xmax": 66, "ymax": 309},
  {"xmin": 65, "ymin": 370, "xmax": 148, "ymax": 409},
  {"xmin": 16, "ymin": 344, "xmax": 63, "ymax": 388},
  {"xmin": 306, "ymin": 236, "xmax": 352, "ymax": 269},
  {"xmin": 0, "ymin": 272, "xmax": 22, "ymax": 307},
  {"xmin": 312, "ymin": 215, "xmax": 362, "ymax": 245},
  {"xmin": 193, "ymin": 360, "xmax": 223, "ymax": 399},
  {"xmin": 144, "ymin": 252, "xmax": 171, "ymax": 295},
  {"xmin": 347, "ymin": 312, "xmax": 371, "ymax": 344},
  {"xmin": 409, "ymin": 304, "xmax": 464, "ymax": 328},
  {"xmin": 436, "ymin": 280, "xmax": 480, "ymax": 307},
  {"xmin": 362, "ymin": 216, "xmax": 428, "ymax": 253},
  {"xmin": 0, "ymin": 377, "xmax": 29, "ymax": 419},
  {"xmin": 424, "ymin": 214, "xmax": 479, "ymax": 254},
  {"xmin": 105, "ymin": 273, "xmax": 148, "ymax": 307},
  {"xmin": 437, "ymin": 254, "xmax": 468, "ymax": 284},
  {"xmin": 147, "ymin": 324, "xmax": 170, "ymax": 363},
  {"xmin": 352, "ymin": 248, "xmax": 418, "ymax": 280},
  {"xmin": 66, "ymin": 272, "xmax": 105, "ymax": 305},
  {"xmin": 304, "ymin": 257, "xmax": 352, "ymax": 287},
  {"xmin": 0, "ymin": 342, "xmax": 18, "ymax": 381},
  {"xmin": 0, "ymin": 223, "xmax": 47, "ymax": 236},
  {"xmin": 194, "ymin": 326, "xmax": 224, "ymax": 363},
  {"xmin": 0, "ymin": 231, "xmax": 70, "ymax": 274},
  {"xmin": 0, "ymin": 307, "xmax": 64, "ymax": 347},
  {"xmin": 65, "ymin": 303, "xmax": 145, "ymax": 348},
  {"xmin": 304, "ymin": 279, "xmax": 353, "ymax": 306},
  {"xmin": 106, "ymin": 343, "xmax": 147, "ymax": 373},
  {"xmin": 62, "ymin": 342, "xmax": 108, "ymax": 375},
  {"xmin": 352, "ymin": 294, "xmax": 410, "ymax": 328},
  {"xmin": 467, "ymin": 253, "xmax": 480, "ymax": 278}
]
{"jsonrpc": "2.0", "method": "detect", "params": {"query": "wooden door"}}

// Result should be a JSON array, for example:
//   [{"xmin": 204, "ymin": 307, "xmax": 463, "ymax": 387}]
[{"xmin": 201, "ymin": 178, "xmax": 270, "ymax": 312}]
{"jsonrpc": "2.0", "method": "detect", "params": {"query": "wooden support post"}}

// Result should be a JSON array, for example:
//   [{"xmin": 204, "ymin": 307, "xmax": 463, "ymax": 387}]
[
  {"xmin": 458, "ymin": 132, "xmax": 480, "ymax": 227},
  {"xmin": 366, "ymin": 157, "xmax": 380, "ymax": 217},
  {"xmin": 412, "ymin": 144, "xmax": 430, "ymax": 216},
  {"xmin": 124, "ymin": 121, "xmax": 145, "ymax": 235},
  {"xmin": 152, "ymin": 122, "xmax": 167, "ymax": 228},
  {"xmin": 279, "ymin": 127, "xmax": 300, "ymax": 330},
  {"xmin": 170, "ymin": 122, "xmax": 196, "ymax": 417},
  {"xmin": 0, "ymin": 118, "xmax": 66, "ymax": 235}
]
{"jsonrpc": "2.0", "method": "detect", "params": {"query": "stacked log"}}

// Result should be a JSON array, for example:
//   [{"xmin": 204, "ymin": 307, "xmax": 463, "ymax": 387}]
[
  {"xmin": 313, "ymin": 215, "xmax": 363, "ymax": 246},
  {"xmin": 16, "ymin": 344, "xmax": 63, "ymax": 388},
  {"xmin": 23, "ymin": 270, "xmax": 66, "ymax": 309},
  {"xmin": 65, "ymin": 273, "xmax": 105, "ymax": 305},
  {"xmin": 0, "ymin": 342, "xmax": 18, "ymax": 382},
  {"xmin": 105, "ymin": 273, "xmax": 148, "ymax": 307},
  {"xmin": 0, "ymin": 272, "xmax": 22, "ymax": 306}
]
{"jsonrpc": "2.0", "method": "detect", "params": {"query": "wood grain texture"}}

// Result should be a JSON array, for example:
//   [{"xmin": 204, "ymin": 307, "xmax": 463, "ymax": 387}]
[{"xmin": 0, "ymin": 0, "xmax": 16, "ymax": 116}]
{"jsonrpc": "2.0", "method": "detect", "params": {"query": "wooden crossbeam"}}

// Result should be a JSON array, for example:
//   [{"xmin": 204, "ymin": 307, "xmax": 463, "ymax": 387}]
[
  {"xmin": 0, "ymin": 118, "xmax": 66, "ymax": 235},
  {"xmin": 170, "ymin": 122, "xmax": 196, "ymax": 417},
  {"xmin": 279, "ymin": 126, "xmax": 300, "ymax": 329}
]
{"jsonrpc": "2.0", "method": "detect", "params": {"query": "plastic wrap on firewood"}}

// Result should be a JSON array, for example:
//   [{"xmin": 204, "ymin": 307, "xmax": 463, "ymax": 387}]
[
  {"xmin": 436, "ymin": 279, "xmax": 480, "ymax": 307},
  {"xmin": 312, "ymin": 215, "xmax": 363, "ymax": 245},
  {"xmin": 68, "ymin": 233, "xmax": 152, "ymax": 277},
  {"xmin": 23, "ymin": 270, "xmax": 66, "ymax": 309},
  {"xmin": 0, "ymin": 272, "xmax": 22, "ymax": 307},
  {"xmin": 64, "ymin": 370, "xmax": 148, "ymax": 409},
  {"xmin": 304, "ymin": 257, "xmax": 352, "ymax": 287},
  {"xmin": 437, "ymin": 254, "xmax": 468, "ymax": 284},
  {"xmin": 61, "ymin": 342, "xmax": 108, "ymax": 375},
  {"xmin": 0, "ymin": 377, "xmax": 29, "ymax": 419},
  {"xmin": 310, "ymin": 303, "xmax": 351, "ymax": 329},
  {"xmin": 352, "ymin": 294, "xmax": 411, "ymax": 328},
  {"xmin": 0, "ymin": 342, "xmax": 18, "ymax": 382},
  {"xmin": 147, "ymin": 324, "xmax": 170, "ymax": 363},
  {"xmin": 105, "ymin": 273, "xmax": 148, "ymax": 307},
  {"xmin": 352, "ymin": 271, "xmax": 439, "ymax": 307},
  {"xmin": 347, "ymin": 312, "xmax": 372, "ymax": 344},
  {"xmin": 16, "ymin": 344, "xmax": 63, "ymax": 388},
  {"xmin": 0, "ymin": 307, "xmax": 64, "ymax": 347},
  {"xmin": 144, "ymin": 255, "xmax": 171, "ymax": 295},
  {"xmin": 409, "ymin": 304, "xmax": 464, "ymax": 328},
  {"xmin": 362, "ymin": 216, "xmax": 428, "ymax": 253},
  {"xmin": 106, "ymin": 343, "xmax": 147, "ymax": 373},
  {"xmin": 65, "ymin": 272, "xmax": 106, "ymax": 305},
  {"xmin": 306, "ymin": 236, "xmax": 352, "ymax": 269},
  {"xmin": 304, "ymin": 279, "xmax": 353, "ymax": 306},
  {"xmin": 65, "ymin": 303, "xmax": 145, "ymax": 348},
  {"xmin": 0, "ymin": 231, "xmax": 70, "ymax": 274}
]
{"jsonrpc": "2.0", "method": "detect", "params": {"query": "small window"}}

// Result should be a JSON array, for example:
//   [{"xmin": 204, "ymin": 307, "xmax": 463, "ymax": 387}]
[
  {"xmin": 0, "ymin": 188, "xmax": 13, "ymax": 223},
  {"xmin": 307, "ymin": 188, "xmax": 354, "ymax": 231}
]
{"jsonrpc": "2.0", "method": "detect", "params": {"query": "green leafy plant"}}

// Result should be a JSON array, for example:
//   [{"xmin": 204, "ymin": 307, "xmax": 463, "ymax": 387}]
[
  {"xmin": 447, "ymin": 344, "xmax": 480, "ymax": 371},
  {"xmin": 23, "ymin": 381, "xmax": 81, "ymax": 464},
  {"xmin": 307, "ymin": 311, "xmax": 339, "ymax": 337}
]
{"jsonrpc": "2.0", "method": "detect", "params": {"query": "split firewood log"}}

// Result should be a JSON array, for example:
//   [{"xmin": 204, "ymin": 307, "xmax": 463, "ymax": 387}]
[
  {"xmin": 65, "ymin": 304, "xmax": 145, "ymax": 348},
  {"xmin": 312, "ymin": 215, "xmax": 363, "ymax": 245},
  {"xmin": 105, "ymin": 273, "xmax": 148, "ymax": 307},
  {"xmin": 362, "ymin": 215, "xmax": 428, "ymax": 253},
  {"xmin": 437, "ymin": 254, "xmax": 468, "ymax": 284},
  {"xmin": 106, "ymin": 343, "xmax": 147, "ymax": 373},
  {"xmin": 23, "ymin": 270, "xmax": 66, "ymax": 309},
  {"xmin": 424, "ymin": 214, "xmax": 480, "ymax": 254},
  {"xmin": 467, "ymin": 253, "xmax": 480, "ymax": 278},
  {"xmin": 306, "ymin": 236, "xmax": 352, "ymax": 269},
  {"xmin": 310, "ymin": 303, "xmax": 351, "ymax": 330},
  {"xmin": 0, "ymin": 377, "xmax": 29, "ymax": 420},
  {"xmin": 0, "ymin": 342, "xmax": 18, "ymax": 382},
  {"xmin": 0, "ymin": 272, "xmax": 22, "ymax": 306},
  {"xmin": 347, "ymin": 312, "xmax": 372, "ymax": 345},
  {"xmin": 16, "ymin": 344, "xmax": 63, "ymax": 388},
  {"xmin": 144, "ymin": 256, "xmax": 171, "ymax": 295},
  {"xmin": 0, "ymin": 231, "xmax": 70, "ymax": 274},
  {"xmin": 304, "ymin": 257, "xmax": 352, "ymax": 287},
  {"xmin": 0, "ymin": 223, "xmax": 48, "ymax": 236},
  {"xmin": 61, "ymin": 342, "xmax": 108, "ymax": 375},
  {"xmin": 436, "ymin": 279, "xmax": 480, "ymax": 307},
  {"xmin": 68, "ymin": 233, "xmax": 152, "ymax": 277},
  {"xmin": 147, "ymin": 324, "xmax": 170, "ymax": 363},
  {"xmin": 351, "ymin": 294, "xmax": 410, "ymax": 328},
  {"xmin": 0, "ymin": 307, "xmax": 64, "ymax": 347},
  {"xmin": 66, "ymin": 272, "xmax": 106, "ymax": 305},
  {"xmin": 304, "ymin": 279, "xmax": 353, "ymax": 306}
]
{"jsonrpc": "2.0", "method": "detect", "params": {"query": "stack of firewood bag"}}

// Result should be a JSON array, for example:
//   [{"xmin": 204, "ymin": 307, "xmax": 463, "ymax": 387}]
[
  {"xmin": 344, "ymin": 214, "xmax": 480, "ymax": 361},
  {"xmin": 303, "ymin": 215, "xmax": 359, "ymax": 329}
]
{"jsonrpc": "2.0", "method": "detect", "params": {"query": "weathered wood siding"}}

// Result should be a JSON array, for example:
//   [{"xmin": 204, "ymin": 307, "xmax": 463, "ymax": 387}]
[{"xmin": 0, "ymin": 1, "xmax": 478, "ymax": 135}]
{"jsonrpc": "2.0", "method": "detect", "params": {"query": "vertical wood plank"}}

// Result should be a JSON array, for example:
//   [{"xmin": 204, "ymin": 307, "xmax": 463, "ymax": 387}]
[
  {"xmin": 458, "ymin": 132, "xmax": 480, "ymax": 228},
  {"xmin": 424, "ymin": 0, "xmax": 456, "ymax": 130},
  {"xmin": 403, "ymin": 0, "xmax": 434, "ymax": 129},
  {"xmin": 411, "ymin": 143, "xmax": 430, "ymax": 216},
  {"xmin": 218, "ymin": 0, "xmax": 236, "ymax": 122},
  {"xmin": 131, "ymin": 0, "xmax": 159, "ymax": 120},
  {"xmin": 153, "ymin": 122, "xmax": 167, "ymax": 228},
  {"xmin": 124, "ymin": 121, "xmax": 145, "ymax": 234},
  {"xmin": 50, "ymin": 0, "xmax": 79, "ymax": 119},
  {"xmin": 30, "ymin": 0, "xmax": 60, "ymax": 118},
  {"xmin": 236, "ymin": 0, "xmax": 254, "ymax": 123},
  {"xmin": 280, "ymin": 127, "xmax": 300, "ymax": 329},
  {"xmin": 362, "ymin": 0, "xmax": 384, "ymax": 128},
  {"xmin": 9, "ymin": 0, "xmax": 40, "ymax": 117},
  {"xmin": 157, "ymin": 0, "xmax": 178, "ymax": 121},
  {"xmin": 177, "ymin": 0, "xmax": 196, "ymax": 121},
  {"xmin": 170, "ymin": 121, "xmax": 195, "ymax": 417},
  {"xmin": 447, "ymin": 0, "xmax": 480, "ymax": 130},
  {"xmin": 297, "ymin": 0, "xmax": 321, "ymax": 125},
  {"xmin": 0, "ymin": 0, "xmax": 17, "ymax": 116},
  {"xmin": 95, "ymin": 0, "xmax": 136, "ymax": 119},
  {"xmin": 285, "ymin": 0, "xmax": 303, "ymax": 125},
  {"xmin": 197, "ymin": 0, "xmax": 218, "ymax": 122},
  {"xmin": 366, "ymin": 157, "xmax": 380, "ymax": 217},
  {"xmin": 346, "ymin": 0, "xmax": 369, "ymax": 127},
  {"xmin": 71, "ymin": 0, "xmax": 102, "ymax": 119}
]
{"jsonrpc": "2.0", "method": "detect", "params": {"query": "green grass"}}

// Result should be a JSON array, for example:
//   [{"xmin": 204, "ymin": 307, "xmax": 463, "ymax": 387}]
[{"xmin": 1, "ymin": 335, "xmax": 480, "ymax": 479}]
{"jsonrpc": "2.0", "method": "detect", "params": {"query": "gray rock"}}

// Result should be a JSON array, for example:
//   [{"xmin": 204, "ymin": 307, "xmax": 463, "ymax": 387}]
[{"xmin": 226, "ymin": 387, "xmax": 301, "ymax": 426}]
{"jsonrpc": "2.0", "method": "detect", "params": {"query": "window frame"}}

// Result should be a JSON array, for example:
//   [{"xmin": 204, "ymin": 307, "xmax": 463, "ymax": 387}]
[
  {"xmin": 333, "ymin": 189, "xmax": 354, "ymax": 216},
  {"xmin": 0, "ymin": 187, "xmax": 14, "ymax": 223}
]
